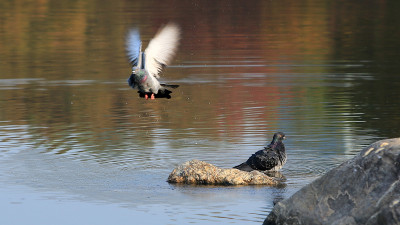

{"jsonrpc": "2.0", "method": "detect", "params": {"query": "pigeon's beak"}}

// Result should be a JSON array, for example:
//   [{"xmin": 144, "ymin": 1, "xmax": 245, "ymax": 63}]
[{"xmin": 283, "ymin": 136, "xmax": 286, "ymax": 140}]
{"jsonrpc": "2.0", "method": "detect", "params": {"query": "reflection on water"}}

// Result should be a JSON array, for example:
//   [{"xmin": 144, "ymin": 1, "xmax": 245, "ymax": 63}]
[{"xmin": 1, "ymin": 0, "xmax": 400, "ymax": 224}]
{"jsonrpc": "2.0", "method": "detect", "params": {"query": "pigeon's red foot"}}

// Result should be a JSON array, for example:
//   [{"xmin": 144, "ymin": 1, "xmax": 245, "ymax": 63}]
[
  {"xmin": 151, "ymin": 93, "xmax": 155, "ymax": 100},
  {"xmin": 145, "ymin": 94, "xmax": 148, "ymax": 100}
]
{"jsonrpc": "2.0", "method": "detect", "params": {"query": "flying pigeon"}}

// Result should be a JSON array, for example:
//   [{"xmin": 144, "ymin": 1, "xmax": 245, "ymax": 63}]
[
  {"xmin": 126, "ymin": 23, "xmax": 180, "ymax": 99},
  {"xmin": 234, "ymin": 132, "xmax": 287, "ymax": 172}
]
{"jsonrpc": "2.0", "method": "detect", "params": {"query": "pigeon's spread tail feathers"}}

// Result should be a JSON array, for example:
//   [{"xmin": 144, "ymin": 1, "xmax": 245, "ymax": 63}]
[{"xmin": 233, "ymin": 163, "xmax": 254, "ymax": 172}]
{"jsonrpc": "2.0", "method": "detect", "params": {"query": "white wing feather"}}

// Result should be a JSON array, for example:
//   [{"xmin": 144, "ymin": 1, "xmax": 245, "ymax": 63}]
[{"xmin": 145, "ymin": 23, "xmax": 180, "ymax": 79}]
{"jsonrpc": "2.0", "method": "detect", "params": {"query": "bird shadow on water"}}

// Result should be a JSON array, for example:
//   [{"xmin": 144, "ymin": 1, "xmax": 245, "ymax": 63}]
[
  {"xmin": 137, "ymin": 91, "xmax": 172, "ymax": 99},
  {"xmin": 261, "ymin": 171, "xmax": 289, "ymax": 205},
  {"xmin": 271, "ymin": 186, "xmax": 287, "ymax": 206},
  {"xmin": 136, "ymin": 83, "xmax": 180, "ymax": 99},
  {"xmin": 264, "ymin": 171, "xmax": 287, "ymax": 182}
]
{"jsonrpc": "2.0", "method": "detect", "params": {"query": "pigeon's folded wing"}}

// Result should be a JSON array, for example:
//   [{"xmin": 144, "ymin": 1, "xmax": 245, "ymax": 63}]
[
  {"xmin": 126, "ymin": 28, "xmax": 141, "ymax": 66},
  {"xmin": 145, "ymin": 23, "xmax": 180, "ymax": 79},
  {"xmin": 246, "ymin": 149, "xmax": 279, "ymax": 171}
]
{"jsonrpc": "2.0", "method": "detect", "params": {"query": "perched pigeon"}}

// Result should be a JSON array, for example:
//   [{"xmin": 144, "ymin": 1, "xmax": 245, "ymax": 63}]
[
  {"xmin": 126, "ymin": 23, "xmax": 180, "ymax": 99},
  {"xmin": 234, "ymin": 132, "xmax": 286, "ymax": 172}
]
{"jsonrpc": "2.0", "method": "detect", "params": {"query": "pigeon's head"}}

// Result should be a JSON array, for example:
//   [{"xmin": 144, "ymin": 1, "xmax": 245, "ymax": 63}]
[
  {"xmin": 272, "ymin": 132, "xmax": 286, "ymax": 143},
  {"xmin": 131, "ymin": 67, "xmax": 147, "ymax": 81},
  {"xmin": 131, "ymin": 66, "xmax": 139, "ymax": 75}
]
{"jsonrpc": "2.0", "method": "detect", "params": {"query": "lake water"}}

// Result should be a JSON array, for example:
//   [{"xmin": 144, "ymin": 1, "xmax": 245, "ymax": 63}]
[{"xmin": 1, "ymin": 0, "xmax": 400, "ymax": 224}]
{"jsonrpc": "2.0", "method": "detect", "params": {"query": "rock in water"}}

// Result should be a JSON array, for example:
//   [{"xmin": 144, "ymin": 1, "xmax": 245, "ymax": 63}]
[
  {"xmin": 168, "ymin": 160, "xmax": 279, "ymax": 186},
  {"xmin": 264, "ymin": 138, "xmax": 400, "ymax": 225}
]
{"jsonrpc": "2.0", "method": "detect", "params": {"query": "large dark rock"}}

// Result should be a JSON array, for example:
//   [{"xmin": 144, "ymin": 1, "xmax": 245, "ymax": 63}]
[
  {"xmin": 168, "ymin": 160, "xmax": 280, "ymax": 186},
  {"xmin": 264, "ymin": 138, "xmax": 400, "ymax": 225}
]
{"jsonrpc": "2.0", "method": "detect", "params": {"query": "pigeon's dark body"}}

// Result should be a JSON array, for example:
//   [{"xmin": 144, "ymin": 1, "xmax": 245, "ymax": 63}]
[{"xmin": 234, "ymin": 132, "xmax": 286, "ymax": 172}]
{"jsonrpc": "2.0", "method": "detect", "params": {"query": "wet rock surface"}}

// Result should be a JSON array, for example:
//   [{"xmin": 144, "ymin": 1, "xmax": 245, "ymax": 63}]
[
  {"xmin": 264, "ymin": 138, "xmax": 400, "ymax": 225},
  {"xmin": 168, "ymin": 160, "xmax": 280, "ymax": 186}
]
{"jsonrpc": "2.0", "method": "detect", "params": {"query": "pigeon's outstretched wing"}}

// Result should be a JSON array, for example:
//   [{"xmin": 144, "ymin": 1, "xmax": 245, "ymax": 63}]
[
  {"xmin": 126, "ymin": 28, "xmax": 141, "ymax": 66},
  {"xmin": 145, "ymin": 23, "xmax": 180, "ymax": 79}
]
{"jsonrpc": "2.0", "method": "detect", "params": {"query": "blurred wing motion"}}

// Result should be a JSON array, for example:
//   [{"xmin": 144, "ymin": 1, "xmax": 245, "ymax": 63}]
[
  {"xmin": 126, "ymin": 28, "xmax": 141, "ymax": 66},
  {"xmin": 145, "ymin": 23, "xmax": 181, "ymax": 79}
]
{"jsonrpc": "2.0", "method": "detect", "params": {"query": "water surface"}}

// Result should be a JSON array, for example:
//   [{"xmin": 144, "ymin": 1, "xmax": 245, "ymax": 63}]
[{"xmin": 1, "ymin": 0, "xmax": 400, "ymax": 224}]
